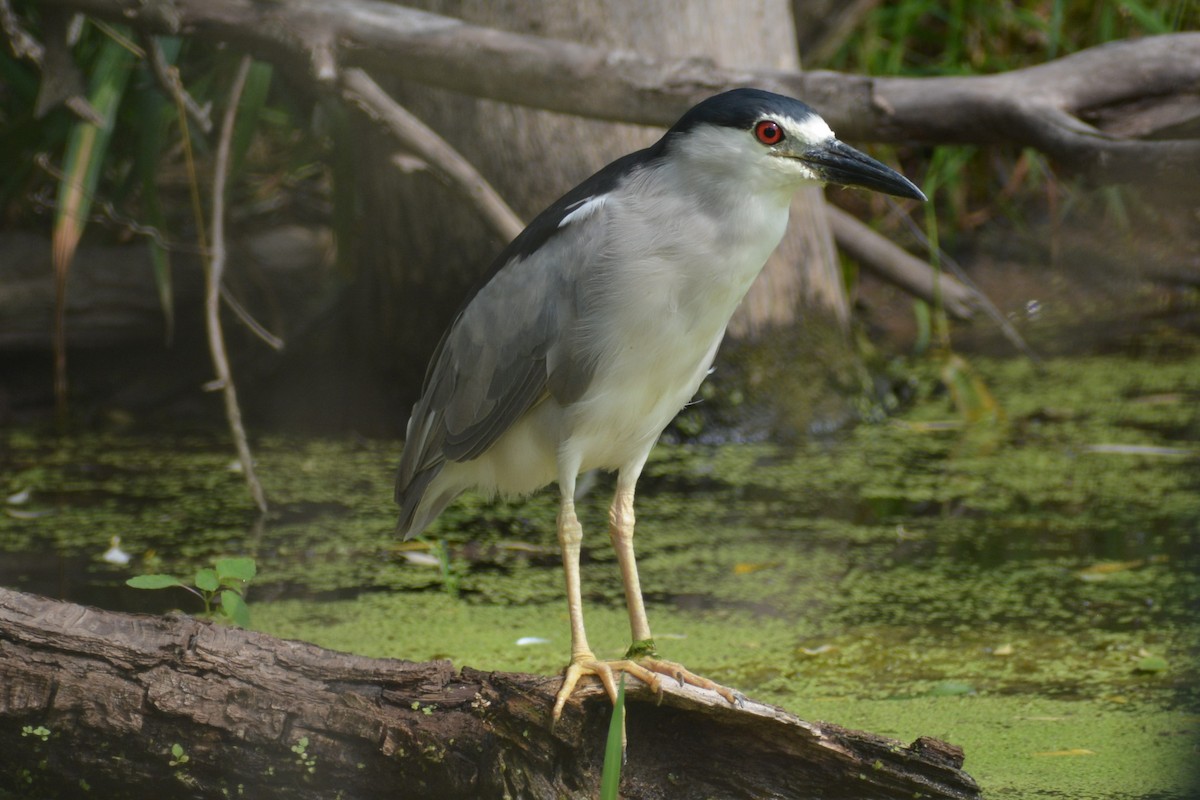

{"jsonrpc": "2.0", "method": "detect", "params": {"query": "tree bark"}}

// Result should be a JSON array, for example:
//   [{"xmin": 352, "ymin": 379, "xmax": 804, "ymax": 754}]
[
  {"xmin": 37, "ymin": 0, "xmax": 1200, "ymax": 193},
  {"xmin": 0, "ymin": 587, "xmax": 982, "ymax": 799}
]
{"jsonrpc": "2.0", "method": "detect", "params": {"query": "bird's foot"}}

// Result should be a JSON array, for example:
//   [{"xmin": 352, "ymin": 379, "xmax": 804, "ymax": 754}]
[
  {"xmin": 625, "ymin": 638, "xmax": 745, "ymax": 707},
  {"xmin": 551, "ymin": 645, "xmax": 746, "ymax": 724},
  {"xmin": 633, "ymin": 656, "xmax": 746, "ymax": 708},
  {"xmin": 624, "ymin": 652, "xmax": 744, "ymax": 710},
  {"xmin": 551, "ymin": 653, "xmax": 665, "ymax": 725}
]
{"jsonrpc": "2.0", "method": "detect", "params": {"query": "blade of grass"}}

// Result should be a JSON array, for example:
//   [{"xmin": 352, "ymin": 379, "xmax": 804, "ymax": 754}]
[
  {"xmin": 135, "ymin": 37, "xmax": 182, "ymax": 343},
  {"xmin": 1116, "ymin": 0, "xmax": 1173, "ymax": 34},
  {"xmin": 599, "ymin": 674, "xmax": 625, "ymax": 800},
  {"xmin": 51, "ymin": 28, "xmax": 135, "ymax": 419}
]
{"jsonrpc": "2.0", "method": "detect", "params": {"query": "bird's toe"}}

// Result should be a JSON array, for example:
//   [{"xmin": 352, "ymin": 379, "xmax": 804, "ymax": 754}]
[{"xmin": 634, "ymin": 656, "xmax": 744, "ymax": 707}]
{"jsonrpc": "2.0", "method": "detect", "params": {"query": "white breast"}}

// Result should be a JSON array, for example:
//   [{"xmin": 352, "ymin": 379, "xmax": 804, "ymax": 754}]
[{"xmin": 562, "ymin": 169, "xmax": 792, "ymax": 470}]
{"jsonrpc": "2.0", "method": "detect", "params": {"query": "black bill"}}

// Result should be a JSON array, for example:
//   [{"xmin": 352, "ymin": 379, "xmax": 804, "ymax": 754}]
[{"xmin": 803, "ymin": 139, "xmax": 926, "ymax": 201}]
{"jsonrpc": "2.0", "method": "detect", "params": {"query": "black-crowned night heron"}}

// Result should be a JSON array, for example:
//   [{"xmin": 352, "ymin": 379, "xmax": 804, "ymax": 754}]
[{"xmin": 396, "ymin": 88, "xmax": 925, "ymax": 721}]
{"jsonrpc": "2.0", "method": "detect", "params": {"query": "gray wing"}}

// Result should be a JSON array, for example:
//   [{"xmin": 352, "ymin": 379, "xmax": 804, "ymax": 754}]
[{"xmin": 394, "ymin": 235, "xmax": 598, "ymax": 532}]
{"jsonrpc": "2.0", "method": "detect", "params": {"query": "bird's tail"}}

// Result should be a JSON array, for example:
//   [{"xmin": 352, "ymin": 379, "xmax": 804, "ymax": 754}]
[
  {"xmin": 396, "ymin": 464, "xmax": 433, "ymax": 539},
  {"xmin": 395, "ymin": 463, "xmax": 462, "ymax": 540},
  {"xmin": 396, "ymin": 397, "xmax": 452, "ymax": 538}
]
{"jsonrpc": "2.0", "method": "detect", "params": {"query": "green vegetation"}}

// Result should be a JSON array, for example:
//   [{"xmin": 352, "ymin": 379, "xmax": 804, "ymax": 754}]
[
  {"xmin": 2, "ymin": 351, "xmax": 1197, "ymax": 797},
  {"xmin": 20, "ymin": 725, "xmax": 51, "ymax": 743},
  {"xmin": 167, "ymin": 743, "xmax": 189, "ymax": 768},
  {"xmin": 290, "ymin": 736, "xmax": 317, "ymax": 775},
  {"xmin": 821, "ymin": 0, "xmax": 1198, "ymax": 244},
  {"xmin": 126, "ymin": 556, "xmax": 257, "ymax": 626},
  {"xmin": 827, "ymin": 1, "xmax": 1194, "ymax": 75},
  {"xmin": 600, "ymin": 675, "xmax": 625, "ymax": 800}
]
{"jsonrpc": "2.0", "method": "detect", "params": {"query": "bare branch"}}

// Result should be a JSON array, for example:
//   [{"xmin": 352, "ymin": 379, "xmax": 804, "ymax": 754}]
[
  {"xmin": 219, "ymin": 283, "xmax": 285, "ymax": 351},
  {"xmin": 208, "ymin": 54, "xmax": 267, "ymax": 513},
  {"xmin": 31, "ymin": 6, "xmax": 104, "ymax": 124},
  {"xmin": 339, "ymin": 67, "xmax": 525, "ymax": 244},
  {"xmin": 888, "ymin": 206, "xmax": 1042, "ymax": 365},
  {"xmin": 40, "ymin": 0, "xmax": 1200, "ymax": 192}
]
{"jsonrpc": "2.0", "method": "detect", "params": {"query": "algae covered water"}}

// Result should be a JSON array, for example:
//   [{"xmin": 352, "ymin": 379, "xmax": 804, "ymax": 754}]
[{"xmin": 2, "ymin": 354, "xmax": 1198, "ymax": 798}]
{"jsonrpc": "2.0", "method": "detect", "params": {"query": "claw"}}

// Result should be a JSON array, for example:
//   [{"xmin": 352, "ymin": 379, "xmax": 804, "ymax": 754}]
[
  {"xmin": 551, "ymin": 656, "xmax": 662, "ymax": 725},
  {"xmin": 550, "ymin": 654, "xmax": 743, "ymax": 724},
  {"xmin": 636, "ymin": 657, "xmax": 743, "ymax": 707}
]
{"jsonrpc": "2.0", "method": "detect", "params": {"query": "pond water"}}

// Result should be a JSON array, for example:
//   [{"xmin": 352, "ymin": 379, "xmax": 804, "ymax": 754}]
[{"xmin": 2, "ymin": 353, "xmax": 1198, "ymax": 798}]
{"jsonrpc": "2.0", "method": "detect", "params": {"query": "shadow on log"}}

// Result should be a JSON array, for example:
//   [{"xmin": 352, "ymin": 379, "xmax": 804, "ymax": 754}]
[{"xmin": 0, "ymin": 588, "xmax": 981, "ymax": 799}]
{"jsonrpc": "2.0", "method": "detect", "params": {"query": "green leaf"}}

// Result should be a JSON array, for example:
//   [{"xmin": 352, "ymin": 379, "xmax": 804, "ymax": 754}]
[
  {"xmin": 133, "ymin": 45, "xmax": 179, "ymax": 343},
  {"xmin": 51, "ymin": 29, "xmax": 135, "ymax": 410},
  {"xmin": 53, "ymin": 29, "xmax": 136, "ymax": 284},
  {"xmin": 215, "ymin": 556, "xmax": 257, "ymax": 583},
  {"xmin": 220, "ymin": 590, "xmax": 250, "ymax": 628},
  {"xmin": 193, "ymin": 568, "xmax": 220, "ymax": 592},
  {"xmin": 599, "ymin": 674, "xmax": 625, "ymax": 800},
  {"xmin": 126, "ymin": 574, "xmax": 183, "ymax": 590}
]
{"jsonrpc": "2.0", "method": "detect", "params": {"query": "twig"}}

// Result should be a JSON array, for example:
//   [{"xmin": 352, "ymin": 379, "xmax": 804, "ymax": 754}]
[
  {"xmin": 219, "ymin": 283, "xmax": 285, "ymax": 351},
  {"xmin": 36, "ymin": 151, "xmax": 286, "ymax": 353},
  {"xmin": 138, "ymin": 31, "xmax": 212, "ymax": 133},
  {"xmin": 338, "ymin": 67, "xmax": 524, "ymax": 244},
  {"xmin": 208, "ymin": 54, "xmax": 267, "ymax": 512},
  {"xmin": 0, "ymin": 0, "xmax": 43, "ymax": 62},
  {"xmin": 886, "ymin": 198, "xmax": 1042, "ymax": 365},
  {"xmin": 826, "ymin": 203, "xmax": 978, "ymax": 320}
]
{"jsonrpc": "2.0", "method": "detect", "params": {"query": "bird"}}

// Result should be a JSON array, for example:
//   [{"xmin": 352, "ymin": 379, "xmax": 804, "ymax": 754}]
[{"xmin": 395, "ymin": 87, "xmax": 925, "ymax": 722}]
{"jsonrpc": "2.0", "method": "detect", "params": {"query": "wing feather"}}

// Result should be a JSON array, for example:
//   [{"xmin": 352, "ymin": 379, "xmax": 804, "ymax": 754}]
[{"xmin": 395, "ymin": 233, "xmax": 594, "ymax": 531}]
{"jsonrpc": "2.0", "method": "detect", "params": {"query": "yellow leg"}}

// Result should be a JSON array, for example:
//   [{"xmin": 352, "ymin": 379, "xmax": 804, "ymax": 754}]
[
  {"xmin": 609, "ymin": 484, "xmax": 652, "ymax": 644},
  {"xmin": 551, "ymin": 491, "xmax": 663, "ymax": 724},
  {"xmin": 551, "ymin": 466, "xmax": 744, "ymax": 722},
  {"xmin": 608, "ymin": 475, "xmax": 745, "ymax": 708}
]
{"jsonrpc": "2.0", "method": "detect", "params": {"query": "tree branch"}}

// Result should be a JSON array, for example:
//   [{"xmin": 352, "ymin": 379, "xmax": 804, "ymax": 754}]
[
  {"xmin": 207, "ymin": 54, "xmax": 267, "ymax": 513},
  {"xmin": 339, "ymin": 67, "xmax": 524, "ymax": 244},
  {"xmin": 40, "ymin": 0, "xmax": 1200, "ymax": 193}
]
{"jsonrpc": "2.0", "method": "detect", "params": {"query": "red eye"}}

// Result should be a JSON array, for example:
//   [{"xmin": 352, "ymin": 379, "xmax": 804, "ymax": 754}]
[{"xmin": 755, "ymin": 120, "xmax": 784, "ymax": 145}]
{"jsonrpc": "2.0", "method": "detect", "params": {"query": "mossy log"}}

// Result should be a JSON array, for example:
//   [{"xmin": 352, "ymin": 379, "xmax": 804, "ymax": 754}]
[{"xmin": 0, "ymin": 588, "xmax": 982, "ymax": 799}]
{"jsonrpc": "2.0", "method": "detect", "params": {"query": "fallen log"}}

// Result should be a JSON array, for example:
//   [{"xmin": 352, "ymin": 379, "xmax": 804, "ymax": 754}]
[{"xmin": 0, "ymin": 587, "xmax": 982, "ymax": 799}]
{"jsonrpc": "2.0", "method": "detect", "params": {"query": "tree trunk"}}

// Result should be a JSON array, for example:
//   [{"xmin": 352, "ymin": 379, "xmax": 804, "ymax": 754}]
[{"xmin": 0, "ymin": 587, "xmax": 982, "ymax": 799}]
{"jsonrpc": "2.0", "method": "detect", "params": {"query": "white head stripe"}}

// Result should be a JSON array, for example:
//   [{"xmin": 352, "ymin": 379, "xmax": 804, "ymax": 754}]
[{"xmin": 774, "ymin": 113, "xmax": 835, "ymax": 144}]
